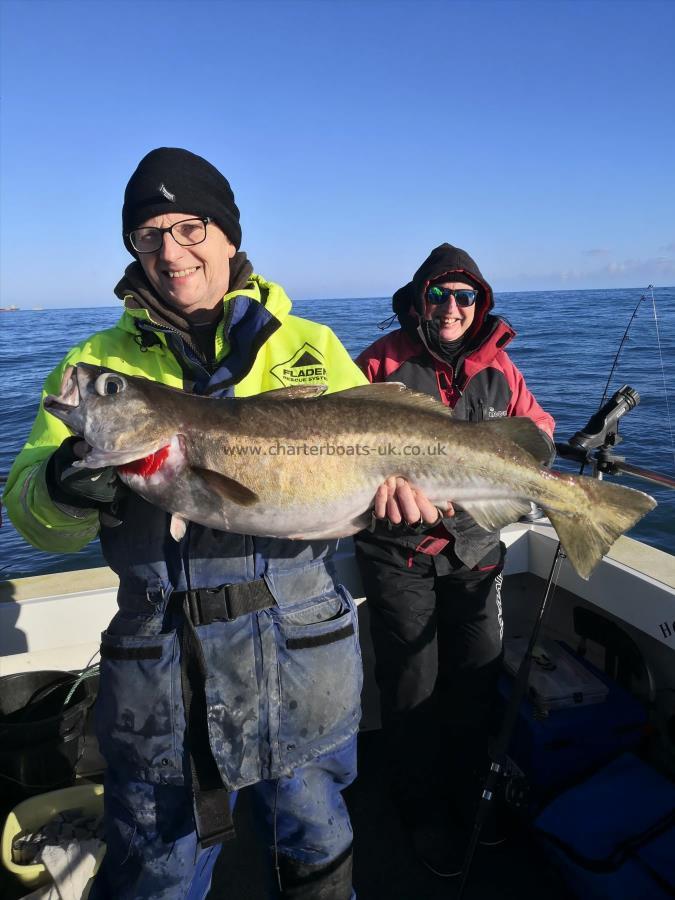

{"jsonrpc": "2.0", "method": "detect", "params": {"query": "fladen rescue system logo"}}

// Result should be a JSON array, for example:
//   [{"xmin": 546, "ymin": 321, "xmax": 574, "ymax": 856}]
[{"xmin": 270, "ymin": 343, "xmax": 328, "ymax": 386}]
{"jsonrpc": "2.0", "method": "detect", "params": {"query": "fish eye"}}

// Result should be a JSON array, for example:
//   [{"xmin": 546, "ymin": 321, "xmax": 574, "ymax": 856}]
[{"xmin": 95, "ymin": 373, "xmax": 127, "ymax": 397}]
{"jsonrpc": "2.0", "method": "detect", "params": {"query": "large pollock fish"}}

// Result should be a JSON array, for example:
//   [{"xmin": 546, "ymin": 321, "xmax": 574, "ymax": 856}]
[{"xmin": 44, "ymin": 364, "xmax": 656, "ymax": 579}]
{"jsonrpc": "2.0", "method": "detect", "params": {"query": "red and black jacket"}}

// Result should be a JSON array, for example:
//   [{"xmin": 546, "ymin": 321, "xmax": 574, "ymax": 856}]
[
  {"xmin": 355, "ymin": 243, "xmax": 555, "ymax": 570},
  {"xmin": 357, "ymin": 315, "xmax": 554, "ymax": 436}
]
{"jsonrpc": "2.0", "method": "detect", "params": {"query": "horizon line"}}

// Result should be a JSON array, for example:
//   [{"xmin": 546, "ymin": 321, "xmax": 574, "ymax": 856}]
[{"xmin": 2, "ymin": 283, "xmax": 673, "ymax": 312}]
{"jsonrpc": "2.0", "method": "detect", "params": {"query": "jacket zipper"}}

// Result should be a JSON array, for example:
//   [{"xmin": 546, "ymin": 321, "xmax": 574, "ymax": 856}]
[{"xmin": 137, "ymin": 320, "xmax": 212, "ymax": 381}]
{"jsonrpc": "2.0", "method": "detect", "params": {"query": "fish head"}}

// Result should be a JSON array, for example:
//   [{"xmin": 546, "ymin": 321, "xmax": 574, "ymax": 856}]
[{"xmin": 44, "ymin": 364, "xmax": 176, "ymax": 467}]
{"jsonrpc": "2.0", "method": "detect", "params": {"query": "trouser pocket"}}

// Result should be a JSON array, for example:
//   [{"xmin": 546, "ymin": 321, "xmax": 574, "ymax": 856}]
[
  {"xmin": 96, "ymin": 630, "xmax": 186, "ymax": 783},
  {"xmin": 197, "ymin": 614, "xmax": 262, "ymax": 791},
  {"xmin": 274, "ymin": 588, "xmax": 363, "ymax": 770}
]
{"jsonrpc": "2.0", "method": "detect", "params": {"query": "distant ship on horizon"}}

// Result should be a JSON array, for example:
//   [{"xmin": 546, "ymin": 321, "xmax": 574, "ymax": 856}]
[{"xmin": 0, "ymin": 305, "xmax": 19, "ymax": 312}]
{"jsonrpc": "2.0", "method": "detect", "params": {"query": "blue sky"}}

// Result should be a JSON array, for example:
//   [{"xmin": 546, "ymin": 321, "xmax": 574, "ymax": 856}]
[{"xmin": 1, "ymin": 0, "xmax": 674, "ymax": 307}]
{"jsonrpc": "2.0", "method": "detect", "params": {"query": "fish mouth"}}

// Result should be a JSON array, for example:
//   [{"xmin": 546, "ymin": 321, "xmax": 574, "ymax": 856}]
[
  {"xmin": 74, "ymin": 446, "xmax": 167, "ymax": 469},
  {"xmin": 44, "ymin": 363, "xmax": 170, "ymax": 468},
  {"xmin": 43, "ymin": 364, "xmax": 102, "ymax": 428},
  {"xmin": 44, "ymin": 366, "xmax": 82, "ymax": 419}
]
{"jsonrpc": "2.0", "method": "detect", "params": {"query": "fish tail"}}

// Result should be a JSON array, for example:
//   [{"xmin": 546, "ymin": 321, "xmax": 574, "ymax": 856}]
[{"xmin": 545, "ymin": 478, "xmax": 656, "ymax": 579}]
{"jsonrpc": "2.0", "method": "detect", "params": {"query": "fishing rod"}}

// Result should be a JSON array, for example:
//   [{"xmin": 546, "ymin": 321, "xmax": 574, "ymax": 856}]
[
  {"xmin": 457, "ymin": 383, "xmax": 675, "ymax": 900},
  {"xmin": 595, "ymin": 285, "xmax": 675, "ymax": 474},
  {"xmin": 457, "ymin": 287, "xmax": 675, "ymax": 899},
  {"xmin": 598, "ymin": 292, "xmax": 646, "ymax": 408},
  {"xmin": 455, "ymin": 429, "xmax": 582, "ymax": 899}
]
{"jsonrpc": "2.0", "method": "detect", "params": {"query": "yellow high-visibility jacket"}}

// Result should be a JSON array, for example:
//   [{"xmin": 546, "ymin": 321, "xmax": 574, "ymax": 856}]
[{"xmin": 4, "ymin": 273, "xmax": 367, "ymax": 553}]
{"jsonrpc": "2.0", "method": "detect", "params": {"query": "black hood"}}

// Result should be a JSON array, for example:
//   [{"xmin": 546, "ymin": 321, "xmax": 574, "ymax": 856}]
[{"xmin": 393, "ymin": 243, "xmax": 494, "ymax": 336}]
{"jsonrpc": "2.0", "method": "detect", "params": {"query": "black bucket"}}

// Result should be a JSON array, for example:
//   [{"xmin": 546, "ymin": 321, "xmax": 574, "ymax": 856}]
[{"xmin": 0, "ymin": 670, "xmax": 97, "ymax": 804}]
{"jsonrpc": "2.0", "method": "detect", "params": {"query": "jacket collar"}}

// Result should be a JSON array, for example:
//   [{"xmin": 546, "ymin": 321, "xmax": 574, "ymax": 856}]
[
  {"xmin": 413, "ymin": 314, "xmax": 515, "ymax": 386},
  {"xmin": 113, "ymin": 251, "xmax": 255, "ymax": 336}
]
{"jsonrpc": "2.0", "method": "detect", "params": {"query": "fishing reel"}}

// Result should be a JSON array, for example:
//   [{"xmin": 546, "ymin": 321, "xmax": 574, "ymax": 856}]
[
  {"xmin": 556, "ymin": 385, "xmax": 640, "ymax": 476},
  {"xmin": 556, "ymin": 386, "xmax": 675, "ymax": 490},
  {"xmin": 569, "ymin": 385, "xmax": 640, "ymax": 453}
]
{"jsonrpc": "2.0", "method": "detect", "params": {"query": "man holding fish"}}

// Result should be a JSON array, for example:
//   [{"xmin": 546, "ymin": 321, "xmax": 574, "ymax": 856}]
[{"xmin": 5, "ymin": 147, "xmax": 373, "ymax": 899}]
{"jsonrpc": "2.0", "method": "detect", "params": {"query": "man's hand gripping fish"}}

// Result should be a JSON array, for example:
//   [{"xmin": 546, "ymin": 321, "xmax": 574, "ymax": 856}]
[{"xmin": 44, "ymin": 363, "xmax": 656, "ymax": 579}]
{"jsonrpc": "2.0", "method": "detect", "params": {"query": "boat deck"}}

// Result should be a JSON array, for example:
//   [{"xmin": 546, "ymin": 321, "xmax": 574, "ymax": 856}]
[
  {"xmin": 0, "ymin": 571, "xmax": 578, "ymax": 899},
  {"xmin": 206, "ymin": 726, "xmax": 571, "ymax": 899},
  {"xmin": 207, "ymin": 572, "xmax": 577, "ymax": 897},
  {"xmin": 0, "ymin": 733, "xmax": 570, "ymax": 900}
]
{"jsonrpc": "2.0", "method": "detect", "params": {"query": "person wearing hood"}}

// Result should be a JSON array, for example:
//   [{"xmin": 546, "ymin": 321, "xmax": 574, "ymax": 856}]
[
  {"xmin": 354, "ymin": 244, "xmax": 555, "ymax": 877},
  {"xmin": 4, "ymin": 148, "xmax": 368, "ymax": 900}
]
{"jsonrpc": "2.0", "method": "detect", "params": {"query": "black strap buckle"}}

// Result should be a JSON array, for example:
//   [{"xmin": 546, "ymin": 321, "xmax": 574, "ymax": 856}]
[
  {"xmin": 186, "ymin": 586, "xmax": 232, "ymax": 626},
  {"xmin": 179, "ymin": 578, "xmax": 276, "ymax": 627},
  {"xmin": 194, "ymin": 788, "xmax": 236, "ymax": 848}
]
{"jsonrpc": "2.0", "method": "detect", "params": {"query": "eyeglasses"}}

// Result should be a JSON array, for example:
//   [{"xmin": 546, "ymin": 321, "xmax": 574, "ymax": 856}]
[
  {"xmin": 426, "ymin": 286, "xmax": 478, "ymax": 308},
  {"xmin": 128, "ymin": 216, "xmax": 211, "ymax": 254}
]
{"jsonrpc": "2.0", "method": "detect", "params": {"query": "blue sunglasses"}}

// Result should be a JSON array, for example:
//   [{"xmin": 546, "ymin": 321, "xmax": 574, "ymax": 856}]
[{"xmin": 426, "ymin": 286, "xmax": 478, "ymax": 308}]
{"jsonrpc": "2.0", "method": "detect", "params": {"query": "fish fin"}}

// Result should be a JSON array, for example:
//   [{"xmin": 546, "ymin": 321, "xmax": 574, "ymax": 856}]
[
  {"xmin": 458, "ymin": 498, "xmax": 533, "ymax": 531},
  {"xmin": 457, "ymin": 497, "xmax": 532, "ymax": 531},
  {"xmin": 259, "ymin": 385, "xmax": 328, "ymax": 400},
  {"xmin": 475, "ymin": 418, "xmax": 553, "ymax": 464},
  {"xmin": 330, "ymin": 382, "xmax": 407, "ymax": 397},
  {"xmin": 332, "ymin": 382, "xmax": 451, "ymax": 413},
  {"xmin": 192, "ymin": 467, "xmax": 259, "ymax": 506},
  {"xmin": 170, "ymin": 515, "xmax": 187, "ymax": 541},
  {"xmin": 544, "ymin": 479, "xmax": 656, "ymax": 579}
]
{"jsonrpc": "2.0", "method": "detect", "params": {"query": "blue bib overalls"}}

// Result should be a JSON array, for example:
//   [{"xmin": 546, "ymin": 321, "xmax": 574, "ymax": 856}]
[{"xmin": 88, "ymin": 313, "xmax": 363, "ymax": 899}]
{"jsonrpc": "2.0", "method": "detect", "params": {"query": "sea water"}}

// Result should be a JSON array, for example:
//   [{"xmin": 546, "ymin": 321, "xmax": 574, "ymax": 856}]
[{"xmin": 1, "ymin": 287, "xmax": 674, "ymax": 579}]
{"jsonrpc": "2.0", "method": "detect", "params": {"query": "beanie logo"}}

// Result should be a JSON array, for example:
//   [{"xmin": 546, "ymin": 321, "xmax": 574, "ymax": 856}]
[{"xmin": 157, "ymin": 183, "xmax": 176, "ymax": 202}]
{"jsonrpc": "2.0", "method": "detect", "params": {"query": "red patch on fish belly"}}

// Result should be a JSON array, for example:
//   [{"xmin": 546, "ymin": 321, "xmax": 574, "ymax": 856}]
[{"xmin": 118, "ymin": 445, "xmax": 171, "ymax": 478}]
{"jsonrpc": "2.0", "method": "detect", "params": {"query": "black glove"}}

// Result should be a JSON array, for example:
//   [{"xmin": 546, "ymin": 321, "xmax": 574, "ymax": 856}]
[
  {"xmin": 45, "ymin": 436, "xmax": 126, "ymax": 512},
  {"xmin": 369, "ymin": 507, "xmax": 445, "ymax": 535}
]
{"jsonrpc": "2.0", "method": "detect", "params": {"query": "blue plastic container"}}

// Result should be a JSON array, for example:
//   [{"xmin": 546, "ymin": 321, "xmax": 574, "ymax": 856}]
[
  {"xmin": 534, "ymin": 753, "xmax": 675, "ymax": 899},
  {"xmin": 497, "ymin": 643, "xmax": 648, "ymax": 798}
]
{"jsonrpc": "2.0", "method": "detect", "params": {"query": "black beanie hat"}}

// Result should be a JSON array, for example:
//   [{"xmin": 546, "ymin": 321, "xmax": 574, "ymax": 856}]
[{"xmin": 122, "ymin": 148, "xmax": 242, "ymax": 255}]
